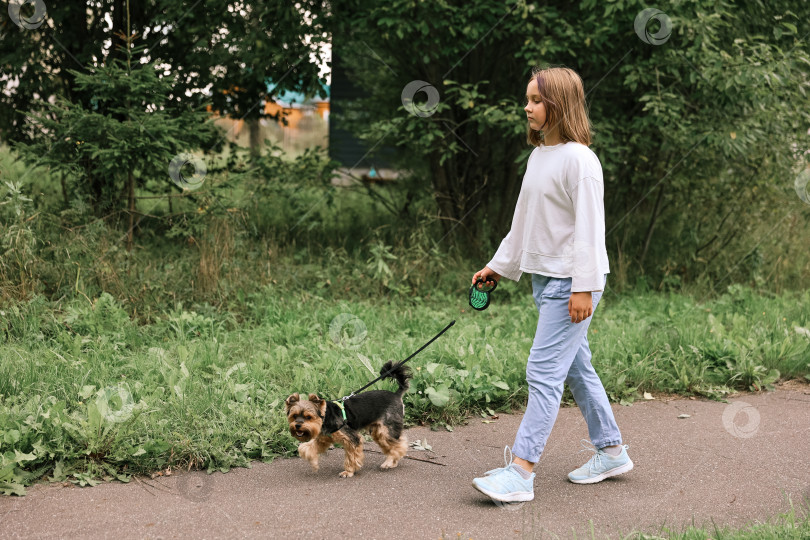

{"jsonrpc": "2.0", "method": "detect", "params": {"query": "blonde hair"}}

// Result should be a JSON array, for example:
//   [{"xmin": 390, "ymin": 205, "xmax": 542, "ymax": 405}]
[{"xmin": 526, "ymin": 67, "xmax": 592, "ymax": 147}]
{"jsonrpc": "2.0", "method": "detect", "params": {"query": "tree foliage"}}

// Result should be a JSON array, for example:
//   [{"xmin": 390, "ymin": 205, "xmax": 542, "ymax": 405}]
[
  {"xmin": 2, "ymin": 0, "xmax": 332, "ymax": 235},
  {"xmin": 333, "ymin": 0, "xmax": 810, "ymax": 283},
  {"xmin": 3, "ymin": 0, "xmax": 809, "ymax": 286},
  {"xmin": 0, "ymin": 0, "xmax": 330, "ymax": 141},
  {"xmin": 14, "ymin": 45, "xmax": 218, "ymax": 220}
]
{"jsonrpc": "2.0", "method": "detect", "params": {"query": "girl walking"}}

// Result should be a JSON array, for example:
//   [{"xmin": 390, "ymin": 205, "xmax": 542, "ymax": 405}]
[{"xmin": 471, "ymin": 67, "xmax": 633, "ymax": 504}]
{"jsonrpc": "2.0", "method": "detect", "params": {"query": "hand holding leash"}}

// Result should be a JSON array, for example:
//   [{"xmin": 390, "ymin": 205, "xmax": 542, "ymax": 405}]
[{"xmin": 469, "ymin": 276, "xmax": 498, "ymax": 311}]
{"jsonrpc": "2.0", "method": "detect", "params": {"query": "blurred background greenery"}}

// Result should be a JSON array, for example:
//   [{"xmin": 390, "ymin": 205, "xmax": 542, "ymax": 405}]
[{"xmin": 0, "ymin": 0, "xmax": 808, "ymax": 306}]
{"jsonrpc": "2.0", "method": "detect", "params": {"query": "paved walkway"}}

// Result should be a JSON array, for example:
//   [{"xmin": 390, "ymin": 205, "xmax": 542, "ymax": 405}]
[{"xmin": 1, "ymin": 385, "xmax": 809, "ymax": 539}]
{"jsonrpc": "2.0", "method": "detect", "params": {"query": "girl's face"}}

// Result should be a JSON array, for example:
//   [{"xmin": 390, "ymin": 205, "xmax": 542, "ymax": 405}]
[{"xmin": 525, "ymin": 79, "xmax": 546, "ymax": 130}]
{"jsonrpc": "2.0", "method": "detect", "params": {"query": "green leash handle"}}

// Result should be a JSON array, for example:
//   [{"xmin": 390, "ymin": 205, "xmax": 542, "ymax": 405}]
[{"xmin": 469, "ymin": 277, "xmax": 498, "ymax": 311}]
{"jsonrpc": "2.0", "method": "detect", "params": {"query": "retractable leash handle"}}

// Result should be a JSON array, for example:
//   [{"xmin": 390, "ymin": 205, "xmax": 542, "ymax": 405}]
[{"xmin": 469, "ymin": 277, "xmax": 498, "ymax": 311}]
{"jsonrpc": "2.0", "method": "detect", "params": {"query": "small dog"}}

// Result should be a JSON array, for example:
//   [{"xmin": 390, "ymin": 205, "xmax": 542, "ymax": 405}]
[{"xmin": 285, "ymin": 361, "xmax": 411, "ymax": 478}]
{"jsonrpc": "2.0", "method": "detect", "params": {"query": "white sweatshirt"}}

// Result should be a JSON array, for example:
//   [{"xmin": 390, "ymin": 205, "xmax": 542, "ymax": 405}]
[{"xmin": 487, "ymin": 141, "xmax": 610, "ymax": 292}]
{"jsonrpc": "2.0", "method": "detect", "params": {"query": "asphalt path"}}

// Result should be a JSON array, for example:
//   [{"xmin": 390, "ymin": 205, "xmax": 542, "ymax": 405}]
[{"xmin": 1, "ymin": 383, "xmax": 809, "ymax": 539}]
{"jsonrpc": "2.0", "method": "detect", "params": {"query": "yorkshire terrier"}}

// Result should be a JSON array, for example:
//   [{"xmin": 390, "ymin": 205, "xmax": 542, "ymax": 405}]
[{"xmin": 285, "ymin": 361, "xmax": 411, "ymax": 478}]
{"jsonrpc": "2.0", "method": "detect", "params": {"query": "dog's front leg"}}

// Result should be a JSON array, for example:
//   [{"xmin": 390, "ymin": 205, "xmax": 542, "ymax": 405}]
[
  {"xmin": 298, "ymin": 435, "xmax": 333, "ymax": 472},
  {"xmin": 332, "ymin": 429, "xmax": 363, "ymax": 478}
]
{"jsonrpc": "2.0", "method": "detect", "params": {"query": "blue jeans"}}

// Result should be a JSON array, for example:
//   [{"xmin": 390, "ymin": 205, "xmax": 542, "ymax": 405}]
[{"xmin": 512, "ymin": 273, "xmax": 622, "ymax": 463}]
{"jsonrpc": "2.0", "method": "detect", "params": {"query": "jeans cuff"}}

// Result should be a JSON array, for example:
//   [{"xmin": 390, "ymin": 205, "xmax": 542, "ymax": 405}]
[
  {"xmin": 594, "ymin": 439, "xmax": 623, "ymax": 450},
  {"xmin": 511, "ymin": 443, "xmax": 541, "ymax": 464}
]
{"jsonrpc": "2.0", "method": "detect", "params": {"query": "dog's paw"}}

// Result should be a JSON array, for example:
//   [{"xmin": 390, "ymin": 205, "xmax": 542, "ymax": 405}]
[
  {"xmin": 298, "ymin": 442, "xmax": 314, "ymax": 457},
  {"xmin": 338, "ymin": 470, "xmax": 354, "ymax": 478},
  {"xmin": 380, "ymin": 460, "xmax": 398, "ymax": 470}
]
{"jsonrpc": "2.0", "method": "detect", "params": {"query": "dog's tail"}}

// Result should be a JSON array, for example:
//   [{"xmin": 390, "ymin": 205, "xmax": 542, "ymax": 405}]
[{"xmin": 380, "ymin": 361, "xmax": 411, "ymax": 395}]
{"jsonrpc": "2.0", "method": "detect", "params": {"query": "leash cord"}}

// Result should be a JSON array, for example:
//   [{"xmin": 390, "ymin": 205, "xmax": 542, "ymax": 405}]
[{"xmin": 340, "ymin": 320, "xmax": 456, "ymax": 401}]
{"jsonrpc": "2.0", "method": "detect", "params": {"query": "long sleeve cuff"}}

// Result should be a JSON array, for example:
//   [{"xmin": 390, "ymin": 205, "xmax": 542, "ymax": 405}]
[{"xmin": 486, "ymin": 259, "xmax": 522, "ymax": 282}]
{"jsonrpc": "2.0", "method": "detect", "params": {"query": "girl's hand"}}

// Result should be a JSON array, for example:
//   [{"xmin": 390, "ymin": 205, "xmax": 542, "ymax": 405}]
[
  {"xmin": 471, "ymin": 266, "xmax": 501, "ymax": 287},
  {"xmin": 568, "ymin": 292, "xmax": 593, "ymax": 323}
]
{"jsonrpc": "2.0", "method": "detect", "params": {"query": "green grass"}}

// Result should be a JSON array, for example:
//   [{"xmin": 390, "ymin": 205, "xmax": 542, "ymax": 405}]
[
  {"xmin": 435, "ymin": 498, "xmax": 810, "ymax": 538},
  {"xmin": 623, "ymin": 501, "xmax": 810, "ymax": 539},
  {"xmin": 537, "ymin": 502, "xmax": 810, "ymax": 539},
  {"xmin": 1, "ymin": 268, "xmax": 809, "ymax": 496}
]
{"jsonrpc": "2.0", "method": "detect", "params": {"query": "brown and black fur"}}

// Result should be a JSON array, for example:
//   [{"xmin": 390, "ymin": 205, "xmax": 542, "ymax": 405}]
[{"xmin": 285, "ymin": 361, "xmax": 410, "ymax": 478}]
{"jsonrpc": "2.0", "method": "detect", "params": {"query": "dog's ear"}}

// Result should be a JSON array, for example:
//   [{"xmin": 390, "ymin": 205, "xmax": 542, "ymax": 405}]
[
  {"xmin": 285, "ymin": 393, "xmax": 300, "ymax": 413},
  {"xmin": 308, "ymin": 394, "xmax": 327, "ymax": 416}
]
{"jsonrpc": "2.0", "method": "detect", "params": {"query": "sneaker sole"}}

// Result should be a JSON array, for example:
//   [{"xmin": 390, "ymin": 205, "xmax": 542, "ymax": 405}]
[
  {"xmin": 472, "ymin": 480, "xmax": 534, "ymax": 503},
  {"xmin": 568, "ymin": 459, "xmax": 634, "ymax": 484}
]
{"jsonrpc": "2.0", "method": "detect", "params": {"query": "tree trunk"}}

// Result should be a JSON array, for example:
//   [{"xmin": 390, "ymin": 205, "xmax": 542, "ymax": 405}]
[
  {"xmin": 127, "ymin": 170, "xmax": 135, "ymax": 252},
  {"xmin": 495, "ymin": 146, "xmax": 522, "ymax": 236},
  {"xmin": 639, "ymin": 183, "xmax": 665, "ymax": 269},
  {"xmin": 60, "ymin": 173, "xmax": 68, "ymax": 207},
  {"xmin": 249, "ymin": 118, "xmax": 261, "ymax": 159},
  {"xmin": 431, "ymin": 154, "xmax": 460, "ymax": 236}
]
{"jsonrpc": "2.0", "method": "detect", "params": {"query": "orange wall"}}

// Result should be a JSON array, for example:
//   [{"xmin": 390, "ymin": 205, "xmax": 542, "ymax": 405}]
[
  {"xmin": 265, "ymin": 101, "xmax": 329, "ymax": 129},
  {"xmin": 207, "ymin": 99, "xmax": 329, "ymax": 146}
]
